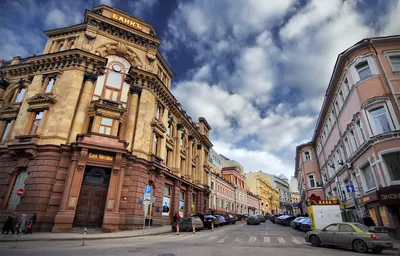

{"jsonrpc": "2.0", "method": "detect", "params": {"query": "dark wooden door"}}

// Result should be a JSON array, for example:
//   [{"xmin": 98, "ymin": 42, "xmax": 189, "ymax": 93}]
[{"xmin": 73, "ymin": 166, "xmax": 110, "ymax": 228}]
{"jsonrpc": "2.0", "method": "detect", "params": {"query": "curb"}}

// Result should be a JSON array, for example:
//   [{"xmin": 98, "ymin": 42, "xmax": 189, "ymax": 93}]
[{"xmin": 0, "ymin": 230, "xmax": 172, "ymax": 243}]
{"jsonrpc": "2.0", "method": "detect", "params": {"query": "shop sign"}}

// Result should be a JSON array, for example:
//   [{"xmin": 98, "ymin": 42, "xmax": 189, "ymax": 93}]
[
  {"xmin": 112, "ymin": 13, "xmax": 142, "ymax": 30},
  {"xmin": 377, "ymin": 185, "xmax": 400, "ymax": 205},
  {"xmin": 358, "ymin": 191, "xmax": 378, "ymax": 205},
  {"xmin": 88, "ymin": 151, "xmax": 114, "ymax": 161},
  {"xmin": 308, "ymin": 199, "xmax": 339, "ymax": 205}
]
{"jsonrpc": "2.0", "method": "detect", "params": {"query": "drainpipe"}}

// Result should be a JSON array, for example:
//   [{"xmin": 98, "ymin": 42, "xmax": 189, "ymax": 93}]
[{"xmin": 369, "ymin": 38, "xmax": 400, "ymax": 112}]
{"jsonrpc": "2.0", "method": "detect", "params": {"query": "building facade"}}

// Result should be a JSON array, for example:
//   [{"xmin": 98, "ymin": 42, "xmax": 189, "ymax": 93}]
[
  {"xmin": 245, "ymin": 171, "xmax": 279, "ymax": 214},
  {"xmin": 221, "ymin": 166, "xmax": 247, "ymax": 214},
  {"xmin": 0, "ymin": 5, "xmax": 213, "ymax": 233},
  {"xmin": 294, "ymin": 36, "xmax": 400, "ymax": 238},
  {"xmin": 246, "ymin": 191, "xmax": 260, "ymax": 215},
  {"xmin": 290, "ymin": 192, "xmax": 301, "ymax": 216},
  {"xmin": 209, "ymin": 172, "xmax": 235, "ymax": 215}
]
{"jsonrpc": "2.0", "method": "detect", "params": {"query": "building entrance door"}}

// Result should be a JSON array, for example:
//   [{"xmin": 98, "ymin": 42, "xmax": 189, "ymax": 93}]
[{"xmin": 73, "ymin": 166, "xmax": 111, "ymax": 228}]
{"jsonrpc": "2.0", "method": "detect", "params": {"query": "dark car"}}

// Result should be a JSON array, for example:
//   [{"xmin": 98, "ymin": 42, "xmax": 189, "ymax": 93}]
[
  {"xmin": 270, "ymin": 214, "xmax": 279, "ymax": 223},
  {"xmin": 247, "ymin": 214, "xmax": 260, "ymax": 225},
  {"xmin": 223, "ymin": 214, "xmax": 236, "ymax": 224},
  {"xmin": 257, "ymin": 215, "xmax": 266, "ymax": 222},
  {"xmin": 280, "ymin": 216, "xmax": 296, "ymax": 226},
  {"xmin": 171, "ymin": 216, "xmax": 204, "ymax": 232},
  {"xmin": 290, "ymin": 217, "xmax": 304, "ymax": 228},
  {"xmin": 295, "ymin": 218, "xmax": 309, "ymax": 230},
  {"xmin": 202, "ymin": 215, "xmax": 217, "ymax": 229},
  {"xmin": 300, "ymin": 218, "xmax": 312, "ymax": 232}
]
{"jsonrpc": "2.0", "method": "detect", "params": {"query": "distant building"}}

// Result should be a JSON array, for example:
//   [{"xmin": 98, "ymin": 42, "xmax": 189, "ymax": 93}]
[{"xmin": 290, "ymin": 176, "xmax": 299, "ymax": 193}]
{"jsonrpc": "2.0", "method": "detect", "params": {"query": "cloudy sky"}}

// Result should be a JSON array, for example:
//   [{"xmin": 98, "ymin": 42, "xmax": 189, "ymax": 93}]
[{"xmin": 1, "ymin": 0, "xmax": 399, "ymax": 179}]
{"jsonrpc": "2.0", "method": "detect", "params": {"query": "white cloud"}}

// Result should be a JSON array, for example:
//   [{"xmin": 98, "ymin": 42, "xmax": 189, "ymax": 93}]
[
  {"xmin": 380, "ymin": 0, "xmax": 400, "ymax": 35},
  {"xmin": 99, "ymin": 0, "xmax": 113, "ymax": 6},
  {"xmin": 46, "ymin": 9, "xmax": 68, "ymax": 27},
  {"xmin": 129, "ymin": 0, "xmax": 159, "ymax": 17}
]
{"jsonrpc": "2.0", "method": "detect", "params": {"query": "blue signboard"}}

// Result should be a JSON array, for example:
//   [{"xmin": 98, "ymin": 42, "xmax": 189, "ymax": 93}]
[
  {"xmin": 346, "ymin": 184, "xmax": 355, "ymax": 193},
  {"xmin": 144, "ymin": 185, "xmax": 152, "ymax": 194}
]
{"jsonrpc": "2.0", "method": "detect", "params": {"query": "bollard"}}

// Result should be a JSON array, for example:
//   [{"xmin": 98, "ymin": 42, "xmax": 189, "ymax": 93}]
[
  {"xmin": 13, "ymin": 232, "xmax": 21, "ymax": 249},
  {"xmin": 192, "ymin": 224, "xmax": 195, "ymax": 233},
  {"xmin": 176, "ymin": 223, "xmax": 180, "ymax": 235},
  {"xmin": 211, "ymin": 221, "xmax": 214, "ymax": 231},
  {"xmin": 81, "ymin": 227, "xmax": 87, "ymax": 246}
]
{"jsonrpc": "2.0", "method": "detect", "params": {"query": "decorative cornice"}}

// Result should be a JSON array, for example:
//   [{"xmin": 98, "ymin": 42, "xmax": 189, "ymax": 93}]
[
  {"xmin": 0, "ymin": 103, "xmax": 20, "ymax": 117},
  {"xmin": 361, "ymin": 96, "xmax": 389, "ymax": 109},
  {"xmin": 26, "ymin": 93, "xmax": 57, "ymax": 106},
  {"xmin": 44, "ymin": 23, "xmax": 87, "ymax": 38},
  {"xmin": 93, "ymin": 101, "xmax": 126, "ymax": 114},
  {"xmin": 130, "ymin": 85, "xmax": 142, "ymax": 95},
  {"xmin": 151, "ymin": 118, "xmax": 167, "ymax": 134},
  {"xmin": 84, "ymin": 72, "xmax": 98, "ymax": 83}
]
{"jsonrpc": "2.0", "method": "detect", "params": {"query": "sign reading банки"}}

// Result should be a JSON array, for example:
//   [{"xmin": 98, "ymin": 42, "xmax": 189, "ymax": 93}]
[{"xmin": 111, "ymin": 13, "xmax": 142, "ymax": 30}]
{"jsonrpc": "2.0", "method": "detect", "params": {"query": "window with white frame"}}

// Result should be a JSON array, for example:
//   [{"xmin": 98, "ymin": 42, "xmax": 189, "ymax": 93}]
[
  {"xmin": 382, "ymin": 151, "xmax": 400, "ymax": 182},
  {"xmin": 355, "ymin": 61, "xmax": 372, "ymax": 80},
  {"xmin": 356, "ymin": 120, "xmax": 366, "ymax": 143},
  {"xmin": 335, "ymin": 100, "xmax": 340, "ymax": 114},
  {"xmin": 343, "ymin": 77, "xmax": 351, "ymax": 95},
  {"xmin": 339, "ymin": 90, "xmax": 345, "ymax": 106},
  {"xmin": 361, "ymin": 164, "xmax": 376, "ymax": 191},
  {"xmin": 350, "ymin": 129, "xmax": 358, "ymax": 151},
  {"xmin": 344, "ymin": 136, "xmax": 352, "ymax": 156},
  {"xmin": 388, "ymin": 55, "xmax": 400, "ymax": 72},
  {"xmin": 304, "ymin": 151, "xmax": 311, "ymax": 161},
  {"xmin": 368, "ymin": 106, "xmax": 392, "ymax": 134},
  {"xmin": 308, "ymin": 174, "xmax": 316, "ymax": 188},
  {"xmin": 336, "ymin": 149, "xmax": 343, "ymax": 165}
]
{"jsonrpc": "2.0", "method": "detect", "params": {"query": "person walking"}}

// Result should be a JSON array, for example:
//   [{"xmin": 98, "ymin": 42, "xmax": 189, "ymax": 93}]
[
  {"xmin": 2, "ymin": 214, "xmax": 15, "ymax": 235},
  {"xmin": 27, "ymin": 213, "xmax": 37, "ymax": 234},
  {"xmin": 17, "ymin": 214, "xmax": 28, "ymax": 235}
]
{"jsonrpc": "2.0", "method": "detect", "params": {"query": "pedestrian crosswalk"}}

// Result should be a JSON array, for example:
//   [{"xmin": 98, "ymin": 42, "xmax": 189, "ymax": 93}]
[{"xmin": 143, "ymin": 233, "xmax": 307, "ymax": 246}]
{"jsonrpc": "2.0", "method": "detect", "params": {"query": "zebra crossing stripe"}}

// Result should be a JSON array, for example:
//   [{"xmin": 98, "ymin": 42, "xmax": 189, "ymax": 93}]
[
  {"xmin": 208, "ymin": 236, "xmax": 217, "ymax": 240},
  {"xmin": 249, "ymin": 236, "xmax": 257, "ymax": 242},
  {"xmin": 234, "ymin": 237, "xmax": 242, "ymax": 242},
  {"xmin": 218, "ymin": 239, "xmax": 225, "ymax": 243},
  {"xmin": 264, "ymin": 237, "xmax": 270, "ymax": 243},
  {"xmin": 292, "ymin": 238, "xmax": 302, "ymax": 245},
  {"xmin": 277, "ymin": 237, "xmax": 286, "ymax": 244}
]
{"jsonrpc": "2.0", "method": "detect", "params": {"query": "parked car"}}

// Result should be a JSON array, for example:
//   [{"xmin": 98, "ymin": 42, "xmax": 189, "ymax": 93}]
[
  {"xmin": 223, "ymin": 214, "xmax": 236, "ymax": 224},
  {"xmin": 280, "ymin": 216, "xmax": 296, "ymax": 226},
  {"xmin": 214, "ymin": 215, "xmax": 227, "ymax": 225},
  {"xmin": 270, "ymin": 214, "xmax": 279, "ymax": 223},
  {"xmin": 171, "ymin": 216, "xmax": 204, "ymax": 232},
  {"xmin": 202, "ymin": 215, "xmax": 217, "ymax": 229},
  {"xmin": 290, "ymin": 217, "xmax": 304, "ymax": 228},
  {"xmin": 213, "ymin": 215, "xmax": 221, "ymax": 227},
  {"xmin": 257, "ymin": 215, "xmax": 266, "ymax": 222},
  {"xmin": 295, "ymin": 218, "xmax": 309, "ymax": 230},
  {"xmin": 275, "ymin": 215, "xmax": 290, "ymax": 224},
  {"xmin": 305, "ymin": 223, "xmax": 394, "ymax": 253},
  {"xmin": 300, "ymin": 218, "xmax": 312, "ymax": 232},
  {"xmin": 247, "ymin": 214, "xmax": 261, "ymax": 225}
]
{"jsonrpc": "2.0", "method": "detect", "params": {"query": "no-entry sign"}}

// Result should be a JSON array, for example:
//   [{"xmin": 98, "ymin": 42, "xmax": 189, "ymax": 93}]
[{"xmin": 16, "ymin": 188, "xmax": 24, "ymax": 197}]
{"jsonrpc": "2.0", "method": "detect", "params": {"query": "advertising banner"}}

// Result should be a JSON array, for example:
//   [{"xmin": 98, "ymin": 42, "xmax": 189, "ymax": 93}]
[
  {"xmin": 162, "ymin": 197, "xmax": 170, "ymax": 216},
  {"xmin": 179, "ymin": 201, "xmax": 184, "ymax": 217}
]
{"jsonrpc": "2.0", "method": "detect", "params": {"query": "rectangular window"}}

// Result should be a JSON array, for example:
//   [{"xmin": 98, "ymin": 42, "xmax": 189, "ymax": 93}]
[
  {"xmin": 308, "ymin": 174, "xmax": 316, "ymax": 188},
  {"xmin": 216, "ymin": 197, "xmax": 219, "ymax": 207},
  {"xmin": 369, "ymin": 106, "xmax": 391, "ymax": 134},
  {"xmin": 339, "ymin": 90, "xmax": 345, "ymax": 105},
  {"xmin": 1, "ymin": 121, "xmax": 12, "ymax": 142},
  {"xmin": 304, "ymin": 151, "xmax": 311, "ymax": 161},
  {"xmin": 356, "ymin": 61, "xmax": 372, "ymax": 80},
  {"xmin": 389, "ymin": 55, "xmax": 400, "ymax": 72},
  {"xmin": 344, "ymin": 137, "xmax": 352, "ymax": 156},
  {"xmin": 30, "ymin": 111, "xmax": 44, "ymax": 135},
  {"xmin": 14, "ymin": 88, "xmax": 26, "ymax": 103},
  {"xmin": 350, "ymin": 129, "xmax": 358, "ymax": 150},
  {"xmin": 344, "ymin": 77, "xmax": 351, "ymax": 93},
  {"xmin": 99, "ymin": 117, "xmax": 113, "ymax": 135},
  {"xmin": 45, "ymin": 78, "xmax": 55, "ymax": 93},
  {"xmin": 211, "ymin": 181, "xmax": 214, "ymax": 190},
  {"xmin": 362, "ymin": 165, "xmax": 376, "ymax": 191},
  {"xmin": 87, "ymin": 117, "xmax": 94, "ymax": 134},
  {"xmin": 153, "ymin": 135, "xmax": 159, "ymax": 155},
  {"xmin": 356, "ymin": 120, "xmax": 366, "ymax": 142},
  {"xmin": 383, "ymin": 151, "xmax": 400, "ymax": 182}
]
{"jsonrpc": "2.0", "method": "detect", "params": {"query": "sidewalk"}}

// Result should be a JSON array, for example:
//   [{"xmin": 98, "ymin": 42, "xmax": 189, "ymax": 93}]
[{"xmin": 0, "ymin": 225, "xmax": 172, "ymax": 242}]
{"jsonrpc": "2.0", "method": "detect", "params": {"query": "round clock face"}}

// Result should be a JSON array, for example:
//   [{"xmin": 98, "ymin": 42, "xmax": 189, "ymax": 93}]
[{"xmin": 112, "ymin": 64, "xmax": 122, "ymax": 72}]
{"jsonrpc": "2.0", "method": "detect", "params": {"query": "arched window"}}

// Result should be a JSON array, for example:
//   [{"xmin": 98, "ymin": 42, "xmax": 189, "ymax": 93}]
[
  {"xmin": 92, "ymin": 55, "xmax": 131, "ymax": 108},
  {"xmin": 7, "ymin": 169, "xmax": 28, "ymax": 210}
]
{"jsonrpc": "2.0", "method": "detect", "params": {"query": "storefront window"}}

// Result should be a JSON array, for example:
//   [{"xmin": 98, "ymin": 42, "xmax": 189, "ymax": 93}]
[
  {"xmin": 379, "ymin": 206, "xmax": 390, "ymax": 227},
  {"xmin": 383, "ymin": 152, "xmax": 400, "ymax": 182},
  {"xmin": 162, "ymin": 186, "xmax": 170, "ymax": 217},
  {"xmin": 369, "ymin": 208, "xmax": 378, "ymax": 226},
  {"xmin": 179, "ymin": 191, "xmax": 184, "ymax": 217},
  {"xmin": 361, "ymin": 165, "xmax": 376, "ymax": 191}
]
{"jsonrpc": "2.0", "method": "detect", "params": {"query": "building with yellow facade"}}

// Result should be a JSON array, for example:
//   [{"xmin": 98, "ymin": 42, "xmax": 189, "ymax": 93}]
[
  {"xmin": 0, "ymin": 5, "xmax": 213, "ymax": 233},
  {"xmin": 245, "ymin": 172, "xmax": 279, "ymax": 214}
]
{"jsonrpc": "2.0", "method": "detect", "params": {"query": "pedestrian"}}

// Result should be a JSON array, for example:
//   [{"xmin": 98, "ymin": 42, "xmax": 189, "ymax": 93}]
[
  {"xmin": 2, "ymin": 214, "xmax": 15, "ymax": 235},
  {"xmin": 173, "ymin": 213, "xmax": 178, "ymax": 224},
  {"xmin": 17, "ymin": 214, "xmax": 28, "ymax": 235},
  {"xmin": 27, "ymin": 213, "xmax": 37, "ymax": 234},
  {"xmin": 12, "ymin": 212, "xmax": 19, "ymax": 235}
]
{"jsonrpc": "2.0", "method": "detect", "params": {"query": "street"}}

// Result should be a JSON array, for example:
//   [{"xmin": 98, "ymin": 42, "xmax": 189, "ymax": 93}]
[{"xmin": 1, "ymin": 221, "xmax": 398, "ymax": 256}]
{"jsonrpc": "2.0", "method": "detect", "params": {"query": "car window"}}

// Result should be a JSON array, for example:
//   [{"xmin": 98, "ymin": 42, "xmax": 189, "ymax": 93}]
[
  {"xmin": 353, "ymin": 224, "xmax": 369, "ymax": 232},
  {"xmin": 324, "ymin": 224, "xmax": 339, "ymax": 231},
  {"xmin": 339, "ymin": 224, "xmax": 356, "ymax": 232}
]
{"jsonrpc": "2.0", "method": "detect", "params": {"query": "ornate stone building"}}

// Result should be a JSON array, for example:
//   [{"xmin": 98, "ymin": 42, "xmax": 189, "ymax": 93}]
[
  {"xmin": 0, "ymin": 5, "xmax": 212, "ymax": 232},
  {"xmin": 245, "ymin": 171, "xmax": 279, "ymax": 214}
]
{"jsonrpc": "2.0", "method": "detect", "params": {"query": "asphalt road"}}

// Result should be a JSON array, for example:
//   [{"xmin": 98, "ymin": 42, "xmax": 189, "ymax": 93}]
[{"xmin": 1, "ymin": 221, "xmax": 398, "ymax": 256}]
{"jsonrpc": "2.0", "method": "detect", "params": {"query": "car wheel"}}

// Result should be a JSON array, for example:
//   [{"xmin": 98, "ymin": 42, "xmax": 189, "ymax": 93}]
[
  {"xmin": 372, "ymin": 249, "xmax": 383, "ymax": 254},
  {"xmin": 310, "ymin": 235, "xmax": 321, "ymax": 247},
  {"xmin": 353, "ymin": 239, "xmax": 368, "ymax": 253}
]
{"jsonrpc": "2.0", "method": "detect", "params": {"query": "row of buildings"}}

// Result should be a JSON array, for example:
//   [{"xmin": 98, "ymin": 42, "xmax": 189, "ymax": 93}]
[
  {"xmin": 0, "ymin": 5, "xmax": 299, "ymax": 233},
  {"xmin": 294, "ymin": 35, "xmax": 400, "ymax": 239}
]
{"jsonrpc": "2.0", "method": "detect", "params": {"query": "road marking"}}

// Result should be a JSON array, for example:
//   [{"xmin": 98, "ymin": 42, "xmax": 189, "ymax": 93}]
[
  {"xmin": 249, "ymin": 236, "xmax": 257, "ymax": 242},
  {"xmin": 218, "ymin": 239, "xmax": 225, "ymax": 243},
  {"xmin": 277, "ymin": 237, "xmax": 286, "ymax": 244},
  {"xmin": 176, "ymin": 235, "xmax": 196, "ymax": 241},
  {"xmin": 265, "ymin": 232, "xmax": 268, "ymax": 235},
  {"xmin": 208, "ymin": 236, "xmax": 217, "ymax": 240},
  {"xmin": 264, "ymin": 237, "xmax": 270, "ymax": 243},
  {"xmin": 234, "ymin": 237, "xmax": 242, "ymax": 242},
  {"xmin": 266, "ymin": 227, "xmax": 268, "ymax": 230},
  {"xmin": 292, "ymin": 238, "xmax": 302, "ymax": 245}
]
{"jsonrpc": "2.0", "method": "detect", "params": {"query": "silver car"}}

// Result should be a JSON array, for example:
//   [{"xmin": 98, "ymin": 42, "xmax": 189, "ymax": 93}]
[{"xmin": 305, "ymin": 223, "xmax": 393, "ymax": 253}]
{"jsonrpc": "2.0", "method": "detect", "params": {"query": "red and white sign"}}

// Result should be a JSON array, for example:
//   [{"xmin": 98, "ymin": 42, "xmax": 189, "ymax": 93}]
[{"xmin": 16, "ymin": 188, "xmax": 24, "ymax": 197}]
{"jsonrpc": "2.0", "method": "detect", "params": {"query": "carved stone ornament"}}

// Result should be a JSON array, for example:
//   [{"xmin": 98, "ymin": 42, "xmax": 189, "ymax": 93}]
[
  {"xmin": 26, "ymin": 93, "xmax": 57, "ymax": 106},
  {"xmin": 77, "ymin": 165, "xmax": 85, "ymax": 172},
  {"xmin": 95, "ymin": 42, "xmax": 142, "ymax": 68},
  {"xmin": 130, "ymin": 85, "xmax": 142, "ymax": 95},
  {"xmin": 113, "ymin": 169, "xmax": 119, "ymax": 176},
  {"xmin": 84, "ymin": 72, "xmax": 98, "ymax": 83}
]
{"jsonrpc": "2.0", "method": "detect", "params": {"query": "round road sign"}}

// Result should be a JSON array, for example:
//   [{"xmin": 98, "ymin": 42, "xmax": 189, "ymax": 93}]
[{"xmin": 16, "ymin": 188, "xmax": 24, "ymax": 197}]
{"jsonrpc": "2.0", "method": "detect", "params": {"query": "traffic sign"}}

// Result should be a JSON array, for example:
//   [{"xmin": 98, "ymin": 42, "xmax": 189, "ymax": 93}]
[
  {"xmin": 16, "ymin": 188, "xmax": 24, "ymax": 197},
  {"xmin": 144, "ymin": 185, "xmax": 152, "ymax": 194},
  {"xmin": 346, "ymin": 184, "xmax": 355, "ymax": 193}
]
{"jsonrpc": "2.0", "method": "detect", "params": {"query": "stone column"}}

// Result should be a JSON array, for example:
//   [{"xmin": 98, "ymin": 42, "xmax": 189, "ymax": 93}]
[
  {"xmin": 186, "ymin": 138, "xmax": 193, "ymax": 179},
  {"xmin": 174, "ymin": 129, "xmax": 182, "ymax": 174},
  {"xmin": 0, "ymin": 79, "xmax": 9, "ymax": 102},
  {"xmin": 68, "ymin": 73, "xmax": 97, "ymax": 143},
  {"xmin": 124, "ymin": 86, "xmax": 142, "ymax": 151}
]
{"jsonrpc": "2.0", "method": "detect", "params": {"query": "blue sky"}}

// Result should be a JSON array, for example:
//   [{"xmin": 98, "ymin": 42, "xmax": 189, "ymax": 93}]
[{"xmin": 1, "ymin": 0, "xmax": 400, "ymax": 179}]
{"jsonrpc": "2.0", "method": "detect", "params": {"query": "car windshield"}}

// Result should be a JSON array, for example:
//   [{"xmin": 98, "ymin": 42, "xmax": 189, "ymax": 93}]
[
  {"xmin": 294, "ymin": 217, "xmax": 301, "ymax": 221},
  {"xmin": 353, "ymin": 223, "xmax": 369, "ymax": 232},
  {"xmin": 303, "ymin": 219, "xmax": 310, "ymax": 224}
]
